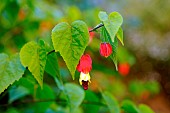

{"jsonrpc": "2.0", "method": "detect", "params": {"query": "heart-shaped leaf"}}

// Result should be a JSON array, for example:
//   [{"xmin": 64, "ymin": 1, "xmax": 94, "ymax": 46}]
[
  {"xmin": 52, "ymin": 20, "xmax": 89, "ymax": 79},
  {"xmin": 20, "ymin": 40, "xmax": 47, "ymax": 88},
  {"xmin": 99, "ymin": 11, "xmax": 123, "ymax": 43}
]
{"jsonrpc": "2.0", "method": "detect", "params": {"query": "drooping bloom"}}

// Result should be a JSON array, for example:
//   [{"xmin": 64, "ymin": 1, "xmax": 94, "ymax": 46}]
[
  {"xmin": 77, "ymin": 54, "xmax": 92, "ymax": 90},
  {"xmin": 118, "ymin": 63, "xmax": 130, "ymax": 76},
  {"xmin": 77, "ymin": 54, "xmax": 92, "ymax": 74},
  {"xmin": 79, "ymin": 72, "xmax": 91, "ymax": 90},
  {"xmin": 99, "ymin": 42, "xmax": 112, "ymax": 58}
]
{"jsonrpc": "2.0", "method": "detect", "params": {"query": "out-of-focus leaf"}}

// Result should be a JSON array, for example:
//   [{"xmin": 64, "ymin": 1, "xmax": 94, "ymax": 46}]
[
  {"xmin": 2, "ymin": 0, "xmax": 19, "ymax": 26},
  {"xmin": 83, "ymin": 90, "xmax": 100, "ymax": 113},
  {"xmin": 15, "ymin": 75, "xmax": 35, "ymax": 95},
  {"xmin": 0, "ymin": 53, "xmax": 25, "ymax": 94},
  {"xmin": 5, "ymin": 108, "xmax": 20, "ymax": 113},
  {"xmin": 0, "ymin": 0, "xmax": 7, "ymax": 14},
  {"xmin": 9, "ymin": 86, "xmax": 29, "ymax": 103},
  {"xmin": 98, "ymin": 11, "xmax": 123, "ymax": 42},
  {"xmin": 64, "ymin": 83, "xmax": 85, "ymax": 113},
  {"xmin": 121, "ymin": 100, "xmax": 140, "ymax": 113},
  {"xmin": 52, "ymin": 20, "xmax": 89, "ymax": 79},
  {"xmin": 54, "ymin": 77, "xmax": 64, "ymax": 91},
  {"xmin": 102, "ymin": 91, "xmax": 120, "ymax": 113},
  {"xmin": 116, "ymin": 27, "xmax": 124, "ymax": 46},
  {"xmin": 144, "ymin": 81, "xmax": 160, "ymax": 94},
  {"xmin": 139, "ymin": 104, "xmax": 155, "ymax": 113},
  {"xmin": 117, "ymin": 47, "xmax": 136, "ymax": 66},
  {"xmin": 110, "ymin": 80, "xmax": 126, "ymax": 98},
  {"xmin": 34, "ymin": 84, "xmax": 55, "ymax": 113},
  {"xmin": 129, "ymin": 81, "xmax": 144, "ymax": 96},
  {"xmin": 129, "ymin": 80, "xmax": 160, "ymax": 96},
  {"xmin": 20, "ymin": 40, "xmax": 47, "ymax": 88},
  {"xmin": 98, "ymin": 11, "xmax": 108, "ymax": 21},
  {"xmin": 67, "ymin": 6, "xmax": 82, "ymax": 22}
]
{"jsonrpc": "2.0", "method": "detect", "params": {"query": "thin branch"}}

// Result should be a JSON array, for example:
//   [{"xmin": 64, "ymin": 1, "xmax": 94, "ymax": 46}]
[
  {"xmin": 47, "ymin": 23, "xmax": 104, "ymax": 55},
  {"xmin": 47, "ymin": 50, "xmax": 55, "ymax": 55},
  {"xmin": 0, "ymin": 99, "xmax": 106, "ymax": 107},
  {"xmin": 89, "ymin": 23, "xmax": 104, "ymax": 32}
]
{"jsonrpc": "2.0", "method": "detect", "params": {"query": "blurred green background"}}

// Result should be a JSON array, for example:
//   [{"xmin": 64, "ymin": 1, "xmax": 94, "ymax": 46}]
[{"xmin": 0, "ymin": 0, "xmax": 170, "ymax": 113}]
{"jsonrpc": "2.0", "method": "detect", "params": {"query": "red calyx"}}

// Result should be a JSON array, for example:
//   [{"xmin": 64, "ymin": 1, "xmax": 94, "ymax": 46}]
[
  {"xmin": 99, "ymin": 42, "xmax": 112, "ymax": 58},
  {"xmin": 77, "ymin": 54, "xmax": 92, "ymax": 74},
  {"xmin": 82, "ymin": 80, "xmax": 89, "ymax": 90},
  {"xmin": 118, "ymin": 63, "xmax": 130, "ymax": 76}
]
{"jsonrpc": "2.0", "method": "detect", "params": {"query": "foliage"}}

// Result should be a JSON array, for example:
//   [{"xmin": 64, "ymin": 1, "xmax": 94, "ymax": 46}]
[{"xmin": 0, "ymin": 1, "xmax": 160, "ymax": 113}]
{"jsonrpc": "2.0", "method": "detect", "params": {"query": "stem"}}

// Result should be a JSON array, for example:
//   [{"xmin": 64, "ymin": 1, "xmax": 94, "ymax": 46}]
[
  {"xmin": 47, "ymin": 50, "xmax": 55, "ymax": 55},
  {"xmin": 89, "ymin": 23, "xmax": 104, "ymax": 32},
  {"xmin": 48, "ymin": 23, "xmax": 104, "ymax": 55}
]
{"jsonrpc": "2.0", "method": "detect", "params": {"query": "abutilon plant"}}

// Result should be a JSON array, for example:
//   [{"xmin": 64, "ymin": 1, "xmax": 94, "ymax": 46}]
[
  {"xmin": 0, "ymin": 11, "xmax": 125, "ymax": 104},
  {"xmin": 0, "ymin": 7, "xmax": 157, "ymax": 113}
]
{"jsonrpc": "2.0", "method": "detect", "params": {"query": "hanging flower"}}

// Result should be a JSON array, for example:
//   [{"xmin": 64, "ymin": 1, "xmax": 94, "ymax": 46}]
[
  {"xmin": 77, "ymin": 54, "xmax": 92, "ymax": 90},
  {"xmin": 99, "ymin": 42, "xmax": 112, "ymax": 58},
  {"xmin": 77, "ymin": 54, "xmax": 92, "ymax": 74}
]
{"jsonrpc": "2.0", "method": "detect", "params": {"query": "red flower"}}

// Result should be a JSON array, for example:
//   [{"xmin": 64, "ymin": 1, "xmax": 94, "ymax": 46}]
[
  {"xmin": 118, "ymin": 63, "xmax": 130, "ymax": 76},
  {"xmin": 77, "ymin": 54, "xmax": 92, "ymax": 90},
  {"xmin": 77, "ymin": 54, "xmax": 92, "ymax": 74},
  {"xmin": 100, "ymin": 43, "xmax": 112, "ymax": 58}
]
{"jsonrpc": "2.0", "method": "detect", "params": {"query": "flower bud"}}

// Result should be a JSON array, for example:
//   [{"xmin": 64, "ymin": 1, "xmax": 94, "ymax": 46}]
[
  {"xmin": 77, "ymin": 54, "xmax": 92, "ymax": 74},
  {"xmin": 100, "ymin": 43, "xmax": 112, "ymax": 58}
]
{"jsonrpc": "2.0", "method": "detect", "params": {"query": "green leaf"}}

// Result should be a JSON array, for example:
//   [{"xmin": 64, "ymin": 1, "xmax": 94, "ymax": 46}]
[
  {"xmin": 64, "ymin": 83, "xmax": 85, "ymax": 112},
  {"xmin": 45, "ymin": 52, "xmax": 60, "ymax": 78},
  {"xmin": 45, "ymin": 52, "xmax": 64, "ymax": 90},
  {"xmin": 52, "ymin": 20, "xmax": 89, "ymax": 79},
  {"xmin": 15, "ymin": 76, "xmax": 36, "ymax": 95},
  {"xmin": 110, "ymin": 38, "xmax": 118, "ymax": 70},
  {"xmin": 101, "ymin": 26, "xmax": 118, "ymax": 70},
  {"xmin": 144, "ymin": 81, "xmax": 160, "ymax": 94},
  {"xmin": 116, "ymin": 27, "xmax": 124, "ymax": 46},
  {"xmin": 20, "ymin": 40, "xmax": 47, "ymax": 88},
  {"xmin": 83, "ymin": 90, "xmax": 100, "ymax": 113},
  {"xmin": 9, "ymin": 86, "xmax": 29, "ymax": 103},
  {"xmin": 33, "ymin": 84, "xmax": 55, "ymax": 113},
  {"xmin": 102, "ymin": 91, "xmax": 120, "ymax": 113},
  {"xmin": 139, "ymin": 104, "xmax": 155, "ymax": 113},
  {"xmin": 5, "ymin": 108, "xmax": 20, "ymax": 113},
  {"xmin": 98, "ymin": 11, "xmax": 108, "ymax": 21},
  {"xmin": 0, "ymin": 53, "xmax": 25, "ymax": 94},
  {"xmin": 99, "ymin": 11, "xmax": 123, "ymax": 42},
  {"xmin": 121, "ymin": 100, "xmax": 140, "ymax": 113},
  {"xmin": 129, "ymin": 81, "xmax": 144, "ymax": 96}
]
